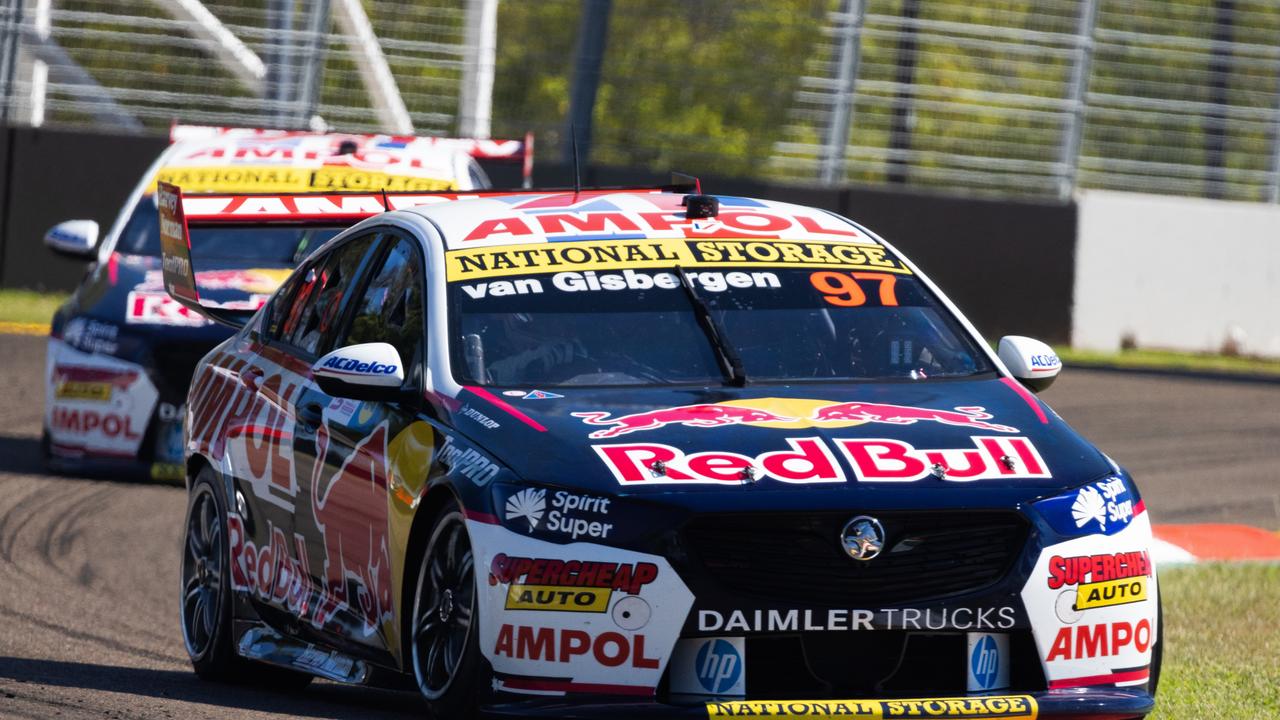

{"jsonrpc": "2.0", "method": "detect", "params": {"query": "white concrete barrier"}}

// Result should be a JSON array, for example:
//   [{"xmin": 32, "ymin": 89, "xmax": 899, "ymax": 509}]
[{"xmin": 1073, "ymin": 190, "xmax": 1280, "ymax": 357}]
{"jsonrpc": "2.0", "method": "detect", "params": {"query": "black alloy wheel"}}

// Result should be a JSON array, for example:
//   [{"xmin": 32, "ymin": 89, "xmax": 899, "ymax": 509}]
[
  {"xmin": 181, "ymin": 466, "xmax": 238, "ymax": 677},
  {"xmin": 411, "ymin": 501, "xmax": 481, "ymax": 716},
  {"xmin": 181, "ymin": 465, "xmax": 311, "ymax": 688}
]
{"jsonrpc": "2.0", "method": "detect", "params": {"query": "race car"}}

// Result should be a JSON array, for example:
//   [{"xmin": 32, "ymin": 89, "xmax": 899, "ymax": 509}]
[
  {"xmin": 41, "ymin": 125, "xmax": 532, "ymax": 481},
  {"xmin": 165, "ymin": 182, "xmax": 1159, "ymax": 719}
]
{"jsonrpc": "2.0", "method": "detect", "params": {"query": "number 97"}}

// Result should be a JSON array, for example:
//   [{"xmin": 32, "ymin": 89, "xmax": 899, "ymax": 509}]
[{"xmin": 809, "ymin": 271, "xmax": 900, "ymax": 307}]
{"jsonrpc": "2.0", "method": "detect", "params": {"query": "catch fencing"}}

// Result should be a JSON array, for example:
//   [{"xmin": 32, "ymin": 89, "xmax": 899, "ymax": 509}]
[{"xmin": 1, "ymin": 0, "xmax": 1279, "ymax": 202}]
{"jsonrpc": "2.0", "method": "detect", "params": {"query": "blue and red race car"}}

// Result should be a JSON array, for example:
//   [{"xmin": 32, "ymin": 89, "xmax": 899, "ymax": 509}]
[{"xmin": 162, "ymin": 181, "xmax": 1159, "ymax": 718}]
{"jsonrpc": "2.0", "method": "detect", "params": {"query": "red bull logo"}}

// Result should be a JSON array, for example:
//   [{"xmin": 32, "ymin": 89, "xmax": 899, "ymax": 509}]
[
  {"xmin": 310, "ymin": 423, "xmax": 394, "ymax": 634},
  {"xmin": 573, "ymin": 399, "xmax": 1018, "ymax": 438},
  {"xmin": 594, "ymin": 436, "xmax": 1049, "ymax": 485}
]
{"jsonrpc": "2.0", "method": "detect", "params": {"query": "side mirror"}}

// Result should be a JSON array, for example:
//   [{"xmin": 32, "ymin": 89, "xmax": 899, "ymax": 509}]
[
  {"xmin": 44, "ymin": 220, "xmax": 100, "ymax": 259},
  {"xmin": 998, "ymin": 335, "xmax": 1061, "ymax": 393},
  {"xmin": 313, "ymin": 342, "xmax": 407, "ymax": 401}
]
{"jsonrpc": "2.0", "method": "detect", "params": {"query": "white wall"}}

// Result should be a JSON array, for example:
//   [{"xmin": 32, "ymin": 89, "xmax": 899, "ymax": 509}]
[{"xmin": 1073, "ymin": 190, "xmax": 1280, "ymax": 357}]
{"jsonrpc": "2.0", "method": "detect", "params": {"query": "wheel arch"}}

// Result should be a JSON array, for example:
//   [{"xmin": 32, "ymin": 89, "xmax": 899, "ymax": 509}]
[{"xmin": 397, "ymin": 481, "xmax": 465, "ymax": 671}]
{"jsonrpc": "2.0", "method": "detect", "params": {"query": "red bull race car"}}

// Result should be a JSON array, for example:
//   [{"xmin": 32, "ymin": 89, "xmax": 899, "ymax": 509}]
[
  {"xmin": 42, "ymin": 125, "xmax": 532, "ymax": 481},
  {"xmin": 163, "ymin": 180, "xmax": 1159, "ymax": 719}
]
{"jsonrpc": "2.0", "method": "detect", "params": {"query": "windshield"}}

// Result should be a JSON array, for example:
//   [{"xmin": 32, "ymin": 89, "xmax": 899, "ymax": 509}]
[
  {"xmin": 449, "ymin": 260, "xmax": 995, "ymax": 387},
  {"xmin": 117, "ymin": 199, "xmax": 341, "ymax": 262}
]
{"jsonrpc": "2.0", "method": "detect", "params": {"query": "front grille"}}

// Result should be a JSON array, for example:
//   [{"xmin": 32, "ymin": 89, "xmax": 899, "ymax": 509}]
[
  {"xmin": 150, "ymin": 343, "xmax": 220, "ymax": 399},
  {"xmin": 681, "ymin": 510, "xmax": 1027, "ymax": 606}
]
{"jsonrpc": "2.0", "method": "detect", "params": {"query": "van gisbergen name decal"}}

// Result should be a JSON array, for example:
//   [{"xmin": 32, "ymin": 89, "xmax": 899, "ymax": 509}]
[{"xmin": 445, "ymin": 238, "xmax": 910, "ymax": 281}]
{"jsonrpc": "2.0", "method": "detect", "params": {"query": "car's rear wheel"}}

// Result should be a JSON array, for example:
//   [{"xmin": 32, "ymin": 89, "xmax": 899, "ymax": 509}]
[
  {"xmin": 411, "ymin": 500, "xmax": 481, "ymax": 717},
  {"xmin": 181, "ymin": 467, "xmax": 240, "ymax": 679},
  {"xmin": 181, "ymin": 465, "xmax": 311, "ymax": 689}
]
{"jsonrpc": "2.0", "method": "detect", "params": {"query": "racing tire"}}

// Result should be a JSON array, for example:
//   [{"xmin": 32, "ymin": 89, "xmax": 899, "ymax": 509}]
[
  {"xmin": 1148, "ymin": 593, "xmax": 1164, "ymax": 696},
  {"xmin": 410, "ymin": 500, "xmax": 481, "ymax": 718},
  {"xmin": 180, "ymin": 465, "xmax": 312, "ymax": 689}
]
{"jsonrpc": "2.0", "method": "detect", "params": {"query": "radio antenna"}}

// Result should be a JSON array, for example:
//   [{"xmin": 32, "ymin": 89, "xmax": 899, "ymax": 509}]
[{"xmin": 570, "ymin": 124, "xmax": 582, "ymax": 200}]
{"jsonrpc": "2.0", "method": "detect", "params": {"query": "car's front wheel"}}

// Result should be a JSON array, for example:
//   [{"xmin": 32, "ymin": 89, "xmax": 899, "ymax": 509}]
[{"xmin": 411, "ymin": 500, "xmax": 482, "ymax": 717}]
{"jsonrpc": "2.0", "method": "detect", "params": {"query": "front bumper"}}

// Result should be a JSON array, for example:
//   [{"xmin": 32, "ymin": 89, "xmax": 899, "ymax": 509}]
[{"xmin": 481, "ymin": 688, "xmax": 1154, "ymax": 719}]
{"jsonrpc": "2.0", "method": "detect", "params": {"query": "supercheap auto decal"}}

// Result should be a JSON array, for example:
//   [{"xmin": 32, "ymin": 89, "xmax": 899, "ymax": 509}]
[
  {"xmin": 467, "ymin": 517, "xmax": 695, "ymax": 696},
  {"xmin": 1019, "ymin": 500, "xmax": 1158, "ymax": 689},
  {"xmin": 45, "ymin": 339, "xmax": 158, "ymax": 458}
]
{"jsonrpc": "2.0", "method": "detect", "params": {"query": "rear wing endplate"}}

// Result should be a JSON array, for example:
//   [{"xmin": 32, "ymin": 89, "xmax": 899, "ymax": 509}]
[{"xmin": 157, "ymin": 182, "xmax": 255, "ymax": 328}]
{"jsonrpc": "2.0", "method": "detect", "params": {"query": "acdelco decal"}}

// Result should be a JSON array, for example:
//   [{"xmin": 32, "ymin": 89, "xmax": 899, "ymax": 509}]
[
  {"xmin": 488, "ymin": 554, "xmax": 658, "ymax": 596},
  {"xmin": 493, "ymin": 624, "xmax": 660, "ymax": 669},
  {"xmin": 444, "ymin": 238, "xmax": 908, "ymax": 282},
  {"xmin": 592, "ymin": 436, "xmax": 1047, "ymax": 486},
  {"xmin": 1046, "ymin": 551, "xmax": 1151, "ymax": 590}
]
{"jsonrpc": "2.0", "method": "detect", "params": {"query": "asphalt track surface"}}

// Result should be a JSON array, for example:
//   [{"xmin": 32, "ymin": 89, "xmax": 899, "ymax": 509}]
[{"xmin": 0, "ymin": 332, "xmax": 1277, "ymax": 719}]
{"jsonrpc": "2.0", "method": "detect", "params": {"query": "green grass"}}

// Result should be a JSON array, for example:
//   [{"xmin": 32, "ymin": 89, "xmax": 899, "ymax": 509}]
[
  {"xmin": 0, "ymin": 289, "xmax": 68, "ymax": 325},
  {"xmin": 1150, "ymin": 563, "xmax": 1280, "ymax": 719},
  {"xmin": 1056, "ymin": 347, "xmax": 1280, "ymax": 378}
]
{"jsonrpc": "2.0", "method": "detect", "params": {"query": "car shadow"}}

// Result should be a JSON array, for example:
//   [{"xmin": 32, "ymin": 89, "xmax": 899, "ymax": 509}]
[
  {"xmin": 0, "ymin": 435, "xmax": 47, "ymax": 475},
  {"xmin": 0, "ymin": 657, "xmax": 422, "ymax": 719}
]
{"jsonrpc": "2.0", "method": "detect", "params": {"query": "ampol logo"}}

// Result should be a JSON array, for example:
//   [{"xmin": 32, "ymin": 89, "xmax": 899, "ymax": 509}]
[
  {"xmin": 572, "ymin": 398, "xmax": 1016, "ymax": 438},
  {"xmin": 505, "ymin": 488, "xmax": 546, "ymax": 530}
]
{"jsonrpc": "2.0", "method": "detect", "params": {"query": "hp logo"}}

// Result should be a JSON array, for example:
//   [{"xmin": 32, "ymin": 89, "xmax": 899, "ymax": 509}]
[
  {"xmin": 695, "ymin": 638, "xmax": 742, "ymax": 695},
  {"xmin": 970, "ymin": 635, "xmax": 1000, "ymax": 690}
]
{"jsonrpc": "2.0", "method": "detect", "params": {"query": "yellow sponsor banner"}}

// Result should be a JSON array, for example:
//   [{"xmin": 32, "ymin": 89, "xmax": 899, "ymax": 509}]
[
  {"xmin": 446, "ymin": 238, "xmax": 910, "ymax": 281},
  {"xmin": 55, "ymin": 381, "xmax": 112, "ymax": 402},
  {"xmin": 504, "ymin": 584, "xmax": 611, "ymax": 612},
  {"xmin": 1076, "ymin": 575, "xmax": 1147, "ymax": 610},
  {"xmin": 150, "ymin": 166, "xmax": 457, "ymax": 194},
  {"xmin": 705, "ymin": 695, "xmax": 1037, "ymax": 719}
]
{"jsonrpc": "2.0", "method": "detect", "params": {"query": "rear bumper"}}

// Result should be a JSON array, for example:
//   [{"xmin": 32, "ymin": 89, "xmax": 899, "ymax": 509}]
[
  {"xmin": 481, "ymin": 688, "xmax": 1154, "ymax": 719},
  {"xmin": 46, "ymin": 449, "xmax": 184, "ymax": 483}
]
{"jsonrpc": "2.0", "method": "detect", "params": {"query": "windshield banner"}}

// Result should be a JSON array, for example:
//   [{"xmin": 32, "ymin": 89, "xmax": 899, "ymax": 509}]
[{"xmin": 445, "ymin": 238, "xmax": 912, "ymax": 282}]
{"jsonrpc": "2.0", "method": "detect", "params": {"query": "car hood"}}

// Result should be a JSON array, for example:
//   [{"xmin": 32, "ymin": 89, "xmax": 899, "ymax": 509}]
[{"xmin": 451, "ymin": 378, "xmax": 1112, "ymax": 506}]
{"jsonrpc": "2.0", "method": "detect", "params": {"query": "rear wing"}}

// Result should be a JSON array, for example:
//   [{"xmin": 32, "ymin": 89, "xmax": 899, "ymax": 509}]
[
  {"xmin": 158, "ymin": 180, "xmax": 697, "ymax": 327},
  {"xmin": 169, "ymin": 124, "xmax": 536, "ymax": 188}
]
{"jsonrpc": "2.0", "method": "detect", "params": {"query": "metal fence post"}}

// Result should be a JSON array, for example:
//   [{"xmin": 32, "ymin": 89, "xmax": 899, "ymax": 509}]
[
  {"xmin": 458, "ymin": 0, "xmax": 497, "ymax": 139},
  {"xmin": 0, "ymin": 0, "xmax": 24, "ymax": 128},
  {"xmin": 819, "ymin": 0, "xmax": 865, "ymax": 186},
  {"xmin": 295, "ymin": 0, "xmax": 330, "ymax": 128},
  {"xmin": 1056, "ymin": 0, "xmax": 1098, "ymax": 201}
]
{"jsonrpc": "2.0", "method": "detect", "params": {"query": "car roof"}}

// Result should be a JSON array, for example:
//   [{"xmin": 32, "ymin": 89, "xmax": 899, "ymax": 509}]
[{"xmin": 401, "ymin": 190, "xmax": 881, "ymax": 251}]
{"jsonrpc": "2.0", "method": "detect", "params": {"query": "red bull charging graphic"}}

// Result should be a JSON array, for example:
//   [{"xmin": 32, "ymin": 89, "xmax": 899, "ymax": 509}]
[{"xmin": 572, "ymin": 399, "xmax": 1017, "ymax": 438}]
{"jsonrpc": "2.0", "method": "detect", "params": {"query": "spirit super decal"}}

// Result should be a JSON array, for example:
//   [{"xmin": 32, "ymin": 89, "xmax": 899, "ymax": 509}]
[
  {"xmin": 469, "ymin": 520, "xmax": 694, "ymax": 695},
  {"xmin": 592, "ymin": 436, "xmax": 1049, "ymax": 485}
]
